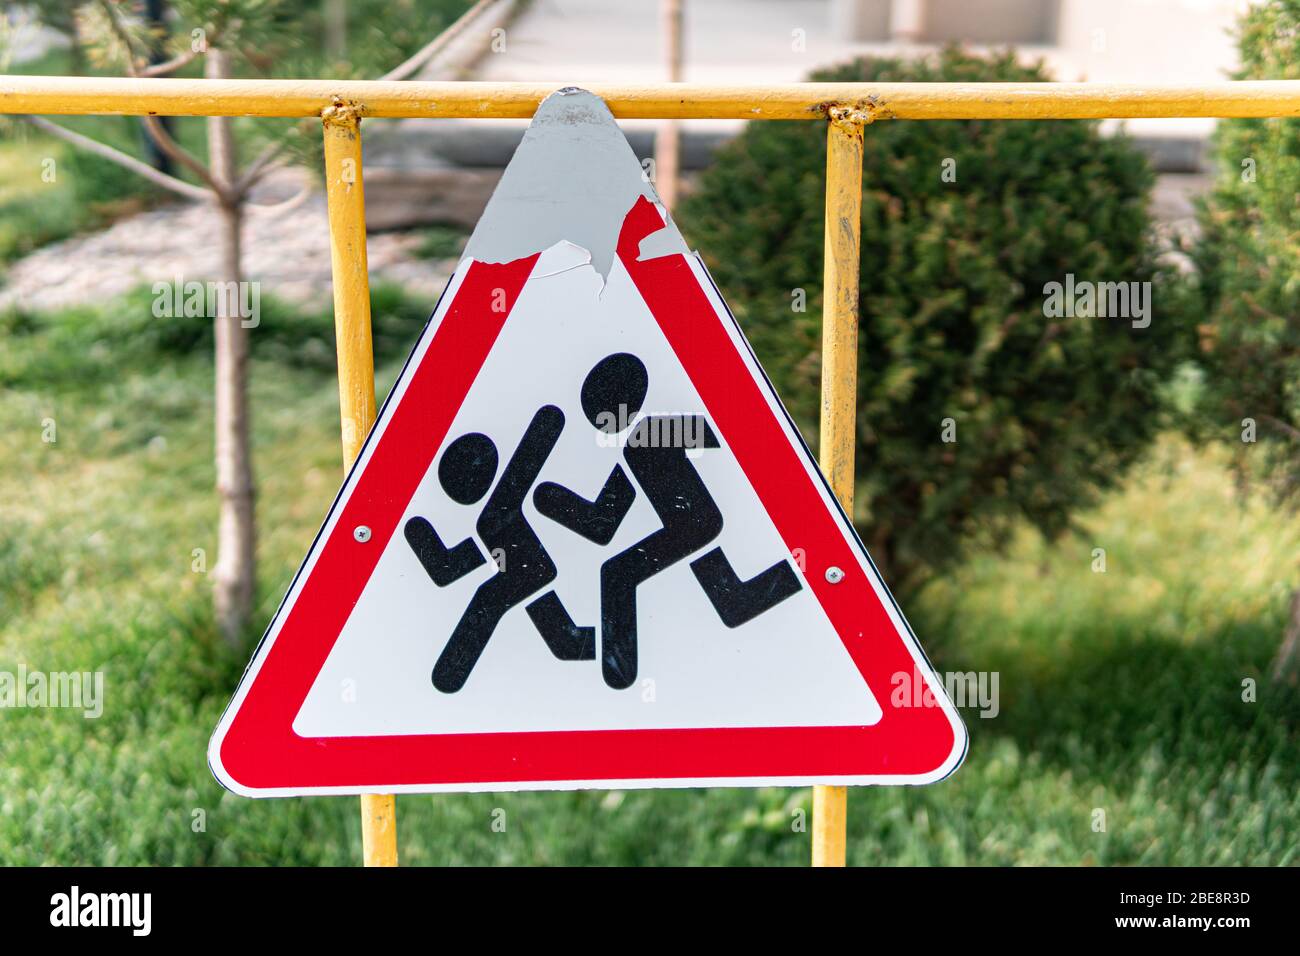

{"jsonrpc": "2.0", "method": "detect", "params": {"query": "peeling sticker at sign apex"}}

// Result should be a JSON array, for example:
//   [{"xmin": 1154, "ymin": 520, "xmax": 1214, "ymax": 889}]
[
  {"xmin": 529, "ymin": 240, "xmax": 592, "ymax": 279},
  {"xmin": 637, "ymin": 218, "xmax": 690, "ymax": 262},
  {"xmin": 462, "ymin": 88, "xmax": 689, "ymax": 282}
]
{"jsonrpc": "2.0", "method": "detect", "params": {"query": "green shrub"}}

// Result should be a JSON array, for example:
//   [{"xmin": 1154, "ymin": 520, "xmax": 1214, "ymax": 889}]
[
  {"xmin": 0, "ymin": 189, "xmax": 81, "ymax": 263},
  {"xmin": 63, "ymin": 131, "xmax": 160, "ymax": 207},
  {"xmin": 0, "ymin": 125, "xmax": 160, "ymax": 265},
  {"xmin": 414, "ymin": 224, "xmax": 470, "ymax": 260},
  {"xmin": 1189, "ymin": 0, "xmax": 1300, "ymax": 500},
  {"xmin": 1184, "ymin": 0, "xmax": 1300, "ymax": 679},
  {"xmin": 256, "ymin": 0, "xmax": 478, "ymax": 78},
  {"xmin": 681, "ymin": 48, "xmax": 1187, "ymax": 590}
]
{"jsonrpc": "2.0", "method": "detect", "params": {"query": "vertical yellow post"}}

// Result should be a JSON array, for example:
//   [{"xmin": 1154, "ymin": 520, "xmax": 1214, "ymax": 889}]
[
  {"xmin": 322, "ymin": 102, "xmax": 398, "ymax": 868},
  {"xmin": 813, "ymin": 109, "xmax": 865, "ymax": 869}
]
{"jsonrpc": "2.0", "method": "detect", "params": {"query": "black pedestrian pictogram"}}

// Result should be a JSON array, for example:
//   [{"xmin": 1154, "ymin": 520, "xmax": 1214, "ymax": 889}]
[
  {"xmin": 405, "ymin": 353, "xmax": 802, "ymax": 694},
  {"xmin": 404, "ymin": 407, "xmax": 594, "ymax": 693},
  {"xmin": 535, "ymin": 353, "xmax": 803, "ymax": 690}
]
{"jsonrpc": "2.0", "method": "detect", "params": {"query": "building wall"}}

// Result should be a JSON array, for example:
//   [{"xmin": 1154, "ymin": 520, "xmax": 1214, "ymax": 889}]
[
  {"xmin": 918, "ymin": 0, "xmax": 1058, "ymax": 45},
  {"xmin": 1053, "ymin": 0, "xmax": 1246, "ymax": 83},
  {"xmin": 831, "ymin": 0, "xmax": 1248, "ymax": 82}
]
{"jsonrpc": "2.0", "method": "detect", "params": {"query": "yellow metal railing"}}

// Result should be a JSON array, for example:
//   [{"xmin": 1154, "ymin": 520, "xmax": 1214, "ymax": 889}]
[
  {"xmin": 7, "ymin": 77, "xmax": 1300, "ymax": 869},
  {"xmin": 7, "ymin": 76, "xmax": 1300, "ymax": 118}
]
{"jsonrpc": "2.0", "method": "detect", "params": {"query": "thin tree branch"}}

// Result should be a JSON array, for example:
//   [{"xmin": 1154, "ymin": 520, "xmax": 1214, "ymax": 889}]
[
  {"xmin": 245, "ymin": 180, "xmax": 315, "ymax": 214},
  {"xmin": 236, "ymin": 0, "xmax": 504, "ymax": 195},
  {"xmin": 141, "ymin": 46, "xmax": 204, "ymax": 78},
  {"xmin": 1259, "ymin": 413, "xmax": 1300, "ymax": 442},
  {"xmin": 379, "ymin": 0, "xmax": 498, "ymax": 81},
  {"xmin": 19, "ymin": 115, "xmax": 210, "ymax": 202},
  {"xmin": 96, "ymin": 0, "xmax": 229, "ymax": 199},
  {"xmin": 49, "ymin": 0, "xmax": 501, "ymax": 207},
  {"xmin": 235, "ymin": 133, "xmax": 299, "ymax": 195},
  {"xmin": 140, "ymin": 113, "xmax": 228, "ymax": 199}
]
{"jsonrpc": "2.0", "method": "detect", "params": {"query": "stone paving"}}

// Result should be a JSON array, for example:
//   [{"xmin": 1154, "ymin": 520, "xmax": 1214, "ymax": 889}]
[{"xmin": 0, "ymin": 172, "xmax": 452, "ymax": 315}]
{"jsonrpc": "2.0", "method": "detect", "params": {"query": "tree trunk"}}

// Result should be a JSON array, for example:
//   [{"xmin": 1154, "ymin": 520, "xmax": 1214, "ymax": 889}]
[
  {"xmin": 1270, "ymin": 587, "xmax": 1300, "ymax": 687},
  {"xmin": 207, "ymin": 48, "xmax": 256, "ymax": 646},
  {"xmin": 140, "ymin": 0, "xmax": 176, "ymax": 175},
  {"xmin": 325, "ymin": 0, "xmax": 348, "ymax": 59}
]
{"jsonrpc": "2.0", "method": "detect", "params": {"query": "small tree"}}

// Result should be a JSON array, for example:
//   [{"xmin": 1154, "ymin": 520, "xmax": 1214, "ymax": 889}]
[
  {"xmin": 21, "ymin": 1, "xmax": 294, "ymax": 645},
  {"xmin": 681, "ymin": 48, "xmax": 1188, "ymax": 593},
  {"xmin": 20, "ymin": 0, "xmax": 480, "ymax": 643},
  {"xmin": 1188, "ymin": 0, "xmax": 1300, "ymax": 683}
]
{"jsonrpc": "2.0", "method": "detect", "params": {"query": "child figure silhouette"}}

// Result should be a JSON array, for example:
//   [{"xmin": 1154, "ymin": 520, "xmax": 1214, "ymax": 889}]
[
  {"xmin": 534, "ymin": 353, "xmax": 803, "ymax": 690},
  {"xmin": 405, "ymin": 407, "xmax": 594, "ymax": 693}
]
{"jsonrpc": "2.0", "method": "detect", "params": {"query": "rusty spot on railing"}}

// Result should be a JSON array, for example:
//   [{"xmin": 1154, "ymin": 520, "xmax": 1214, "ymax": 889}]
[
  {"xmin": 322, "ymin": 97, "xmax": 366, "ymax": 128},
  {"xmin": 814, "ymin": 97, "xmax": 888, "ymax": 125}
]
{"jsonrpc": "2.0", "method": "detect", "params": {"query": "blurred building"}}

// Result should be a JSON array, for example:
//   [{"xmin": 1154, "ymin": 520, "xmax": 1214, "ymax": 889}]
[
  {"xmin": 367, "ymin": 0, "xmax": 1254, "ymax": 227},
  {"xmin": 832, "ymin": 0, "xmax": 1248, "ymax": 115},
  {"xmin": 826, "ymin": 0, "xmax": 1252, "ymax": 159},
  {"xmin": 833, "ymin": 0, "xmax": 1245, "ymax": 86}
]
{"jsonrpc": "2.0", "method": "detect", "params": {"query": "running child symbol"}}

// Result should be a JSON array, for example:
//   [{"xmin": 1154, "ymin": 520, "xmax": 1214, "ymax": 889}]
[
  {"xmin": 404, "ymin": 353, "xmax": 802, "ymax": 695},
  {"xmin": 404, "ymin": 405, "xmax": 594, "ymax": 693},
  {"xmin": 534, "ymin": 353, "xmax": 803, "ymax": 690}
]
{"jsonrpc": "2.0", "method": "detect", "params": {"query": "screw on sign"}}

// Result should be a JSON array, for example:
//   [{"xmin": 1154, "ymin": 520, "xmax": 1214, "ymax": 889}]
[{"xmin": 209, "ymin": 88, "xmax": 966, "ymax": 797}]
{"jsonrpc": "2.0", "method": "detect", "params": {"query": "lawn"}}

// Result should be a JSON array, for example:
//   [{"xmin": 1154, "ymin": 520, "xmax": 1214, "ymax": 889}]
[{"xmin": 0, "ymin": 289, "xmax": 1297, "ymax": 865}]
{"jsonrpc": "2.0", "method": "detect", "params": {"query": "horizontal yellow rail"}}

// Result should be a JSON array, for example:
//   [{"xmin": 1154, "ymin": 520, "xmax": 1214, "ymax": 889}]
[{"xmin": 5, "ymin": 76, "xmax": 1300, "ymax": 120}]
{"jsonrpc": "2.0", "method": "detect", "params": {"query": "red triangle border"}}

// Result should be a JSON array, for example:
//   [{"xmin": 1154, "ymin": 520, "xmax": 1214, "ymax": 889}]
[{"xmin": 211, "ymin": 198, "xmax": 965, "ymax": 794}]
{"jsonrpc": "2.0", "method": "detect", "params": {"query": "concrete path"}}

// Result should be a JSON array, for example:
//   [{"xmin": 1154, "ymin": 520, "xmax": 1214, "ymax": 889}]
[
  {"xmin": 472, "ymin": 0, "xmax": 854, "ymax": 85},
  {"xmin": 0, "ymin": 171, "xmax": 452, "ymax": 315}
]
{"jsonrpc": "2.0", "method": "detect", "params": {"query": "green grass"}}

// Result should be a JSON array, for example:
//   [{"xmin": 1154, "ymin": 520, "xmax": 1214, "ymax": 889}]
[
  {"xmin": 0, "ymin": 125, "xmax": 164, "ymax": 266},
  {"xmin": 0, "ymin": 290, "xmax": 1297, "ymax": 865},
  {"xmin": 412, "ymin": 224, "xmax": 470, "ymax": 261}
]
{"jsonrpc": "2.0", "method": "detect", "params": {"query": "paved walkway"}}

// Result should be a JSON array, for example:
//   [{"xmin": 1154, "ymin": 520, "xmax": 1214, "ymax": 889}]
[
  {"xmin": 465, "ymin": 0, "xmax": 1226, "ymax": 140},
  {"xmin": 473, "ymin": 0, "xmax": 853, "ymax": 85},
  {"xmin": 457, "ymin": 0, "xmax": 860, "ymax": 141},
  {"xmin": 0, "ymin": 171, "xmax": 451, "ymax": 315}
]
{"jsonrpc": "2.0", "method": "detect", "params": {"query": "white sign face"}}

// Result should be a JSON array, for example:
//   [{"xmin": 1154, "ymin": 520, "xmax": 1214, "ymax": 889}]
[
  {"xmin": 210, "ymin": 89, "xmax": 966, "ymax": 797},
  {"xmin": 294, "ymin": 241, "xmax": 882, "ymax": 738}
]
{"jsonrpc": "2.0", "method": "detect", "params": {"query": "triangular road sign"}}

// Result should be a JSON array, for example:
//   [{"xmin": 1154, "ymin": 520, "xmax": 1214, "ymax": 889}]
[{"xmin": 210, "ymin": 89, "xmax": 967, "ymax": 796}]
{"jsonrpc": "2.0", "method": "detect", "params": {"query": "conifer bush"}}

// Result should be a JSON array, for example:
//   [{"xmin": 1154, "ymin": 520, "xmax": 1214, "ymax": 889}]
[
  {"xmin": 1187, "ymin": 0, "xmax": 1300, "ymax": 679},
  {"xmin": 681, "ymin": 48, "xmax": 1187, "ymax": 590}
]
